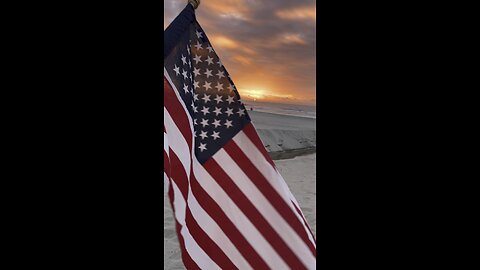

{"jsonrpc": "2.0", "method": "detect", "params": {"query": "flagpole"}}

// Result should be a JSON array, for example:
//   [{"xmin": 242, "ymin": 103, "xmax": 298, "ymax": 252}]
[{"xmin": 188, "ymin": 0, "xmax": 200, "ymax": 9}]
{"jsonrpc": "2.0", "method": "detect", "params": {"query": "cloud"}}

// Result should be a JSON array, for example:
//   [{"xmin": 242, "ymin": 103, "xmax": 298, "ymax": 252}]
[
  {"xmin": 202, "ymin": 0, "xmax": 252, "ymax": 21},
  {"xmin": 275, "ymin": 5, "xmax": 316, "ymax": 22},
  {"xmin": 164, "ymin": 0, "xmax": 316, "ymax": 105},
  {"xmin": 280, "ymin": 34, "xmax": 308, "ymax": 45},
  {"xmin": 209, "ymin": 36, "xmax": 238, "ymax": 49},
  {"xmin": 232, "ymin": 55, "xmax": 252, "ymax": 65}
]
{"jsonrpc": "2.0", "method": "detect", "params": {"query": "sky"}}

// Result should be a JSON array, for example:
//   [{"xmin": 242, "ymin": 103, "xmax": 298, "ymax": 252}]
[{"xmin": 164, "ymin": 0, "xmax": 316, "ymax": 106}]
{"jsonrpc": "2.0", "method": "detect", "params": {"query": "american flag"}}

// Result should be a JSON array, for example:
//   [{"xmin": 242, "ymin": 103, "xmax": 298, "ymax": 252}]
[{"xmin": 164, "ymin": 4, "xmax": 316, "ymax": 269}]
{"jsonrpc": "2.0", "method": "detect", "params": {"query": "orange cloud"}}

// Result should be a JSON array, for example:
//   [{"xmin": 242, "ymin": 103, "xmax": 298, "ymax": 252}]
[
  {"xmin": 275, "ymin": 5, "xmax": 316, "ymax": 22},
  {"xmin": 232, "ymin": 55, "xmax": 252, "ymax": 65},
  {"xmin": 202, "ymin": 0, "xmax": 251, "ymax": 21},
  {"xmin": 209, "ymin": 35, "xmax": 256, "ymax": 55},
  {"xmin": 210, "ymin": 36, "xmax": 238, "ymax": 49},
  {"xmin": 281, "ymin": 34, "xmax": 307, "ymax": 45}
]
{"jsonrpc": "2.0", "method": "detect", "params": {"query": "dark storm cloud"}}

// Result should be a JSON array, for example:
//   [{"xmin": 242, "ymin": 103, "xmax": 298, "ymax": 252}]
[{"xmin": 165, "ymin": 0, "xmax": 316, "ymax": 105}]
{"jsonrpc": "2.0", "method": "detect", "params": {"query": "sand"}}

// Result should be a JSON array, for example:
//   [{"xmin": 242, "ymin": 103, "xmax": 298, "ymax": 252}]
[
  {"xmin": 164, "ymin": 194, "xmax": 186, "ymax": 270},
  {"xmin": 274, "ymin": 153, "xmax": 317, "ymax": 239},
  {"xmin": 164, "ymin": 111, "xmax": 316, "ymax": 269},
  {"xmin": 249, "ymin": 111, "xmax": 316, "ymax": 155}
]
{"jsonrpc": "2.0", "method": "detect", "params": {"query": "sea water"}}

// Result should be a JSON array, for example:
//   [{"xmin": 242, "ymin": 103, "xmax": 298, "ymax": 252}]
[{"xmin": 243, "ymin": 100, "xmax": 316, "ymax": 119}]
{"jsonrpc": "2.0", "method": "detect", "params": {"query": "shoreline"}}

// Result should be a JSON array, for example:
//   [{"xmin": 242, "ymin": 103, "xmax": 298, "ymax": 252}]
[{"xmin": 248, "ymin": 109, "xmax": 316, "ymax": 120}]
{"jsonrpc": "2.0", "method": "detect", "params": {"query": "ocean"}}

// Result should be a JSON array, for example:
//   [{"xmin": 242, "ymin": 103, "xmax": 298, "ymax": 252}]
[{"xmin": 243, "ymin": 100, "xmax": 316, "ymax": 119}]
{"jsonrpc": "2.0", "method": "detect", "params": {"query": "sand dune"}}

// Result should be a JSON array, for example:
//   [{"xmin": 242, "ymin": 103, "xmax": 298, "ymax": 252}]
[{"xmin": 249, "ymin": 111, "xmax": 316, "ymax": 156}]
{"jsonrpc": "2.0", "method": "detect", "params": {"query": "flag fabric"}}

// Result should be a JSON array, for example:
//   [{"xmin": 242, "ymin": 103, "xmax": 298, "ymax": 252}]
[{"xmin": 164, "ymin": 4, "xmax": 316, "ymax": 269}]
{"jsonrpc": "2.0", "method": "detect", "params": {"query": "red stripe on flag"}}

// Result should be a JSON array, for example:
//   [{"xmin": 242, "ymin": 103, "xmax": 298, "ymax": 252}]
[
  {"xmin": 224, "ymin": 140, "xmax": 317, "ymax": 257},
  {"xmin": 242, "ymin": 123, "xmax": 275, "ymax": 167},
  {"xmin": 164, "ymin": 150, "xmax": 170, "ymax": 179},
  {"xmin": 169, "ymin": 149, "xmax": 190, "ymax": 200},
  {"xmin": 204, "ymin": 158, "xmax": 308, "ymax": 270},
  {"xmin": 170, "ymin": 151, "xmax": 238, "ymax": 269},
  {"xmin": 174, "ymin": 221, "xmax": 201, "ymax": 270},
  {"xmin": 164, "ymin": 77, "xmax": 192, "ymax": 144},
  {"xmin": 167, "ymin": 173, "xmax": 201, "ymax": 270},
  {"xmin": 189, "ymin": 168, "xmax": 270, "ymax": 269},
  {"xmin": 291, "ymin": 200, "xmax": 316, "ymax": 243},
  {"xmin": 185, "ymin": 208, "xmax": 238, "ymax": 270}
]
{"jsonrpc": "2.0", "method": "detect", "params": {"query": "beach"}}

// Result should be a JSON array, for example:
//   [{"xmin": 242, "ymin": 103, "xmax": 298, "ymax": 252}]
[
  {"xmin": 250, "ymin": 111, "xmax": 316, "ymax": 158},
  {"xmin": 164, "ymin": 111, "xmax": 316, "ymax": 269}
]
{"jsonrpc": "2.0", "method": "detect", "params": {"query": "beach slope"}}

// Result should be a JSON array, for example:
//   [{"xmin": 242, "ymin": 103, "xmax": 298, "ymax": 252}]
[{"xmin": 249, "ymin": 111, "xmax": 316, "ymax": 157}]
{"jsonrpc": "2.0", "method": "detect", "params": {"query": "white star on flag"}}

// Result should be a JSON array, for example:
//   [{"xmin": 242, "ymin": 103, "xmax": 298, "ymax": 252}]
[
  {"xmin": 194, "ymin": 41, "xmax": 203, "ymax": 50},
  {"xmin": 204, "ymin": 68, "xmax": 213, "ymax": 78},
  {"xmin": 237, "ymin": 108, "xmax": 245, "ymax": 117},
  {"xmin": 203, "ymin": 81, "xmax": 212, "ymax": 90},
  {"xmin": 201, "ymin": 106, "xmax": 210, "ymax": 115},
  {"xmin": 212, "ymin": 119, "xmax": 221, "ymax": 128},
  {"xmin": 213, "ymin": 107, "xmax": 222, "ymax": 115},
  {"xmin": 173, "ymin": 65, "xmax": 180, "ymax": 75},
  {"xmin": 199, "ymin": 130, "xmax": 208, "ymax": 139},
  {"xmin": 216, "ymin": 70, "xmax": 225, "ymax": 79},
  {"xmin": 193, "ymin": 67, "xmax": 201, "ymax": 76},
  {"xmin": 211, "ymin": 131, "xmax": 220, "ymax": 140},
  {"xmin": 226, "ymin": 96, "xmax": 235, "ymax": 104},
  {"xmin": 215, "ymin": 82, "xmax": 223, "ymax": 91},
  {"xmin": 206, "ymin": 56, "xmax": 214, "ymax": 65},
  {"xmin": 214, "ymin": 95, "xmax": 223, "ymax": 104},
  {"xmin": 224, "ymin": 119, "xmax": 233, "ymax": 128},
  {"xmin": 193, "ymin": 80, "xmax": 200, "ymax": 89},
  {"xmin": 198, "ymin": 142, "xmax": 207, "ymax": 152},
  {"xmin": 193, "ymin": 54, "xmax": 202, "ymax": 64},
  {"xmin": 200, "ymin": 118, "xmax": 209, "ymax": 127}
]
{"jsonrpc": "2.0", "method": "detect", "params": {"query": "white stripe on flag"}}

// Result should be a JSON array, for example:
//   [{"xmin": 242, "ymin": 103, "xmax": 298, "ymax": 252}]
[
  {"xmin": 192, "ymin": 157, "xmax": 290, "ymax": 270},
  {"xmin": 164, "ymin": 108, "xmax": 192, "ymax": 175},
  {"xmin": 164, "ymin": 132, "xmax": 169, "ymax": 155},
  {"xmin": 164, "ymin": 172, "xmax": 169, "ymax": 192},
  {"xmin": 164, "ymin": 131, "xmax": 169, "ymax": 191},
  {"xmin": 232, "ymin": 131, "xmax": 292, "ymax": 203},
  {"xmin": 213, "ymin": 148, "xmax": 316, "ymax": 268},
  {"xmin": 164, "ymin": 68, "xmax": 194, "ymax": 131},
  {"xmin": 186, "ymin": 181, "xmax": 253, "ymax": 270},
  {"xmin": 234, "ymin": 131, "xmax": 316, "ymax": 246},
  {"xmin": 165, "ymin": 106, "xmax": 253, "ymax": 269},
  {"xmin": 170, "ymin": 180, "xmax": 222, "ymax": 270}
]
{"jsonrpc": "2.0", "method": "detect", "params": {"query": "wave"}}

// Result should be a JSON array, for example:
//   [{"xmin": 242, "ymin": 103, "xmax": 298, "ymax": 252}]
[{"xmin": 243, "ymin": 101, "xmax": 316, "ymax": 119}]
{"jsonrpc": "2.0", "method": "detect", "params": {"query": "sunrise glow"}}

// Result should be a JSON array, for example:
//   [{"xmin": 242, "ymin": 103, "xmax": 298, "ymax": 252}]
[
  {"xmin": 240, "ymin": 89, "xmax": 266, "ymax": 100},
  {"xmin": 165, "ymin": 0, "xmax": 316, "ymax": 106}
]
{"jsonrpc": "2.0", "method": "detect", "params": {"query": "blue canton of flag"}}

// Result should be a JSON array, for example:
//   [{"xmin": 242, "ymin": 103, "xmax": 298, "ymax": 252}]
[{"xmin": 164, "ymin": 9, "xmax": 250, "ymax": 164}]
